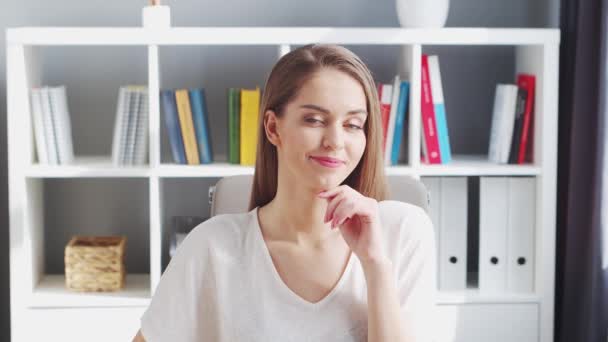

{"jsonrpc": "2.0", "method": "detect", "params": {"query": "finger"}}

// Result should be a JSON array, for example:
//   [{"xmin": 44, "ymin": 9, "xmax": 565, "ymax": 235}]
[
  {"xmin": 325, "ymin": 192, "xmax": 347, "ymax": 223},
  {"xmin": 334, "ymin": 218, "xmax": 349, "ymax": 230},
  {"xmin": 317, "ymin": 185, "xmax": 346, "ymax": 199},
  {"xmin": 332, "ymin": 199, "xmax": 356, "ymax": 228}
]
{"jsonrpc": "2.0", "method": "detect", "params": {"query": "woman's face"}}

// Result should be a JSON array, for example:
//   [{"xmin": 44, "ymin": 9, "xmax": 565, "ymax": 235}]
[{"xmin": 267, "ymin": 68, "xmax": 368, "ymax": 192}]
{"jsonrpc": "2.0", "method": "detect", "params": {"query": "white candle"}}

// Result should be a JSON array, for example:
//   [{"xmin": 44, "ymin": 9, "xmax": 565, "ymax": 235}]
[{"xmin": 142, "ymin": 2, "xmax": 171, "ymax": 28}]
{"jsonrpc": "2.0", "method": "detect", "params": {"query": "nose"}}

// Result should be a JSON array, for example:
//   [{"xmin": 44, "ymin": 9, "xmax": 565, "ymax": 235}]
[{"xmin": 322, "ymin": 123, "xmax": 345, "ymax": 151}]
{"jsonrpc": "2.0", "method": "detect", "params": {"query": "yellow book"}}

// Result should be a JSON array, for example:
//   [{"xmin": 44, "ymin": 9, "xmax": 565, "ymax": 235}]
[
  {"xmin": 240, "ymin": 87, "xmax": 261, "ymax": 166},
  {"xmin": 175, "ymin": 89, "xmax": 200, "ymax": 165}
]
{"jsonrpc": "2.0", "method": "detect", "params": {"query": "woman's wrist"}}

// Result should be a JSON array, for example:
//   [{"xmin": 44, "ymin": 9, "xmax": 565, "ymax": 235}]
[{"xmin": 360, "ymin": 254, "xmax": 393, "ymax": 279}]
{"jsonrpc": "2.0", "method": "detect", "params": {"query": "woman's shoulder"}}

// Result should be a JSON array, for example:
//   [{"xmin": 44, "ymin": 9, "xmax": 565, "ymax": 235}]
[
  {"xmin": 192, "ymin": 210, "xmax": 252, "ymax": 234},
  {"xmin": 377, "ymin": 200, "xmax": 430, "ymax": 228},
  {"xmin": 377, "ymin": 200, "xmax": 435, "ymax": 251},
  {"xmin": 178, "ymin": 210, "xmax": 254, "ymax": 254}
]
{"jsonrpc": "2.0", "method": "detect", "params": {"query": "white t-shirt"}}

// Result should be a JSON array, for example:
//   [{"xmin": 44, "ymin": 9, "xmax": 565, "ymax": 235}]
[{"xmin": 140, "ymin": 200, "xmax": 437, "ymax": 342}]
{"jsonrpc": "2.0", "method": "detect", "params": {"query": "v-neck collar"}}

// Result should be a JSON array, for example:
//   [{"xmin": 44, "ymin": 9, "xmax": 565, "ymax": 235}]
[{"xmin": 250, "ymin": 207, "xmax": 354, "ymax": 310}]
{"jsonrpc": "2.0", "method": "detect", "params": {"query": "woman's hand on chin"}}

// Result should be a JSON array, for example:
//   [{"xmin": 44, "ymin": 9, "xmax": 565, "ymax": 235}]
[{"xmin": 317, "ymin": 186, "xmax": 388, "ymax": 267}]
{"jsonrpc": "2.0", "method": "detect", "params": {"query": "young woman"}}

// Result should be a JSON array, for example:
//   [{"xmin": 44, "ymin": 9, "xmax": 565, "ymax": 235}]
[{"xmin": 134, "ymin": 44, "xmax": 436, "ymax": 342}]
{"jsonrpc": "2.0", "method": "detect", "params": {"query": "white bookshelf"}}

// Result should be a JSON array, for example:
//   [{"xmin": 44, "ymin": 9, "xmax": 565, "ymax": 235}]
[{"xmin": 7, "ymin": 27, "xmax": 560, "ymax": 341}]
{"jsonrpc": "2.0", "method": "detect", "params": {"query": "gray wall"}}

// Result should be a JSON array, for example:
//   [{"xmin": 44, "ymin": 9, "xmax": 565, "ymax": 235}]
[{"xmin": 0, "ymin": 0, "xmax": 558, "ymax": 340}]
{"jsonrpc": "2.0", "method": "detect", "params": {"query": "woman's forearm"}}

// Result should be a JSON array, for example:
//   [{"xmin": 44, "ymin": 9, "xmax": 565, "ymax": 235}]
[{"xmin": 362, "ymin": 257, "xmax": 406, "ymax": 342}]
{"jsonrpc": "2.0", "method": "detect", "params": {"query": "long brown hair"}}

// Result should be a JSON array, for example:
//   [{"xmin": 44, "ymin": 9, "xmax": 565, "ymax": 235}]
[{"xmin": 248, "ymin": 44, "xmax": 389, "ymax": 210}]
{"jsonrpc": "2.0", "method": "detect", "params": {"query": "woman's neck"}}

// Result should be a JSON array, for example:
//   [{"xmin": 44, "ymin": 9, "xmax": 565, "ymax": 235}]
[{"xmin": 259, "ymin": 183, "xmax": 338, "ymax": 248}]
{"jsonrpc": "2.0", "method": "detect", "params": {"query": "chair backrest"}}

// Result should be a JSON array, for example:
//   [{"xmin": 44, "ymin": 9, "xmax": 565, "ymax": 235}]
[{"xmin": 209, "ymin": 174, "xmax": 429, "ymax": 217}]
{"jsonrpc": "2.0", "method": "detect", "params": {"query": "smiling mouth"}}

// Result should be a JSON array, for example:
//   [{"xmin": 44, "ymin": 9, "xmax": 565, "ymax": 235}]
[{"xmin": 309, "ymin": 156, "xmax": 344, "ymax": 169}]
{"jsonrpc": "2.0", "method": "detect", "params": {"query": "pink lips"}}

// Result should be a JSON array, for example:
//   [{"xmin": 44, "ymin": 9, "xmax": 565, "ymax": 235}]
[{"xmin": 310, "ymin": 156, "xmax": 345, "ymax": 168}]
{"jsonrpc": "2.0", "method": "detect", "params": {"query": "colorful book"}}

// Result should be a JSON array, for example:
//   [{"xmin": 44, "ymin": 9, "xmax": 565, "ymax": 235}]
[
  {"xmin": 161, "ymin": 90, "xmax": 186, "ymax": 164},
  {"xmin": 427, "ymin": 55, "xmax": 451, "ymax": 164},
  {"xmin": 189, "ymin": 88, "xmax": 213, "ymax": 164},
  {"xmin": 379, "ymin": 84, "xmax": 392, "ymax": 154},
  {"xmin": 175, "ymin": 89, "xmax": 200, "ymax": 165},
  {"xmin": 228, "ymin": 88, "xmax": 241, "ymax": 164},
  {"xmin": 508, "ymin": 88, "xmax": 528, "ymax": 164},
  {"xmin": 391, "ymin": 81, "xmax": 410, "ymax": 166},
  {"xmin": 384, "ymin": 75, "xmax": 401, "ymax": 165},
  {"xmin": 516, "ymin": 74, "xmax": 536, "ymax": 164},
  {"xmin": 240, "ymin": 87, "xmax": 260, "ymax": 166},
  {"xmin": 420, "ymin": 55, "xmax": 442, "ymax": 164}
]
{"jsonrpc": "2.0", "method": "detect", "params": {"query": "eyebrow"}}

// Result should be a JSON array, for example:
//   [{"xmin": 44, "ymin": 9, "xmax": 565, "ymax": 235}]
[{"xmin": 299, "ymin": 104, "xmax": 368, "ymax": 116}]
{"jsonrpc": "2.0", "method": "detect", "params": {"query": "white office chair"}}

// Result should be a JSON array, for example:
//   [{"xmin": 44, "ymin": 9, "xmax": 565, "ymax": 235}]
[{"xmin": 209, "ymin": 174, "xmax": 430, "ymax": 217}]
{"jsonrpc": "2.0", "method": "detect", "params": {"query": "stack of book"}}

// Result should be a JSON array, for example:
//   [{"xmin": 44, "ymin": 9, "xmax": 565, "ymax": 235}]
[
  {"xmin": 161, "ymin": 88, "xmax": 213, "ymax": 165},
  {"xmin": 376, "ymin": 76, "xmax": 410, "ymax": 166},
  {"xmin": 420, "ymin": 54, "xmax": 452, "ymax": 165},
  {"xmin": 227, "ymin": 87, "xmax": 261, "ymax": 166},
  {"xmin": 488, "ymin": 74, "xmax": 536, "ymax": 164},
  {"xmin": 29, "ymin": 85, "xmax": 74, "ymax": 165},
  {"xmin": 112, "ymin": 85, "xmax": 149, "ymax": 166}
]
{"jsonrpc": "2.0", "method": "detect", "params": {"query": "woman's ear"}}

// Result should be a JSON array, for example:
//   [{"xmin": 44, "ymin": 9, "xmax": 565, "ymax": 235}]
[{"xmin": 264, "ymin": 109, "xmax": 281, "ymax": 147}]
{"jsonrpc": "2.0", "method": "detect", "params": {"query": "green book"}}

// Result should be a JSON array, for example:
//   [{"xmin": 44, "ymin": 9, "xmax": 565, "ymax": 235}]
[{"xmin": 228, "ymin": 88, "xmax": 241, "ymax": 164}]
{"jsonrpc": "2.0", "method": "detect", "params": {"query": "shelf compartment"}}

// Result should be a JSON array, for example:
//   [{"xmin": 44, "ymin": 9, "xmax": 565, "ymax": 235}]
[
  {"xmin": 29, "ymin": 274, "xmax": 151, "ymax": 308},
  {"xmin": 158, "ymin": 45, "xmax": 277, "ymax": 165},
  {"xmin": 158, "ymin": 178, "xmax": 216, "ymax": 272},
  {"xmin": 20, "ymin": 45, "xmax": 149, "ymax": 167},
  {"xmin": 16, "ymin": 178, "xmax": 152, "ymax": 308},
  {"xmin": 413, "ymin": 44, "xmax": 545, "ymax": 168}
]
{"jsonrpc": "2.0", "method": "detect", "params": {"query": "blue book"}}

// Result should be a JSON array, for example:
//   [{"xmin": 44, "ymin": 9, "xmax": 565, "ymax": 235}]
[
  {"xmin": 391, "ymin": 81, "xmax": 410, "ymax": 165},
  {"xmin": 189, "ymin": 88, "xmax": 213, "ymax": 164},
  {"xmin": 160, "ymin": 90, "xmax": 186, "ymax": 164},
  {"xmin": 434, "ymin": 104, "xmax": 451, "ymax": 163}
]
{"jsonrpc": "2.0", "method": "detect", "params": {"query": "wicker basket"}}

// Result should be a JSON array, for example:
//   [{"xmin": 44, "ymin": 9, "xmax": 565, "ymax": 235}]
[{"xmin": 65, "ymin": 236, "xmax": 127, "ymax": 292}]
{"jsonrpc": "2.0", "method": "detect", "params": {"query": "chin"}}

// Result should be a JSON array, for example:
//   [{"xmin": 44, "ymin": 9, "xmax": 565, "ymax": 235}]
[
  {"xmin": 308, "ymin": 172, "xmax": 348, "ymax": 191},
  {"xmin": 297, "ymin": 157, "xmax": 353, "ymax": 190}
]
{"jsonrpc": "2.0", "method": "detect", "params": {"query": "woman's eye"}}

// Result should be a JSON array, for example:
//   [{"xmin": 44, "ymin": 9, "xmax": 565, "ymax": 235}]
[
  {"xmin": 305, "ymin": 118, "xmax": 323, "ymax": 124},
  {"xmin": 346, "ymin": 124, "xmax": 363, "ymax": 130},
  {"xmin": 305, "ymin": 117, "xmax": 362, "ymax": 130}
]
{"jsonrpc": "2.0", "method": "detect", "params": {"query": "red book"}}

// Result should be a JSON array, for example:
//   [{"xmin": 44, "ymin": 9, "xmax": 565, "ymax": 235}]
[
  {"xmin": 379, "ymin": 84, "xmax": 392, "ymax": 154},
  {"xmin": 421, "ymin": 55, "xmax": 441, "ymax": 164},
  {"xmin": 516, "ymin": 74, "xmax": 535, "ymax": 164}
]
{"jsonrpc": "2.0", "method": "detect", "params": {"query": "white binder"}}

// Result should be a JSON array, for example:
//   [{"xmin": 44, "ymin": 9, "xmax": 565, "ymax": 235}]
[
  {"xmin": 422, "ymin": 177, "xmax": 468, "ymax": 291},
  {"xmin": 421, "ymin": 177, "xmax": 441, "ymax": 290},
  {"xmin": 479, "ymin": 177, "xmax": 508, "ymax": 292},
  {"xmin": 507, "ymin": 177, "xmax": 536, "ymax": 292},
  {"xmin": 440, "ymin": 177, "xmax": 468, "ymax": 290}
]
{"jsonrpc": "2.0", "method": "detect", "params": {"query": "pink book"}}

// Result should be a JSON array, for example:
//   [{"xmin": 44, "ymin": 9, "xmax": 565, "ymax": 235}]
[
  {"xmin": 516, "ymin": 74, "xmax": 535, "ymax": 164},
  {"xmin": 421, "ymin": 55, "xmax": 442, "ymax": 164},
  {"xmin": 379, "ymin": 84, "xmax": 392, "ymax": 155}
]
